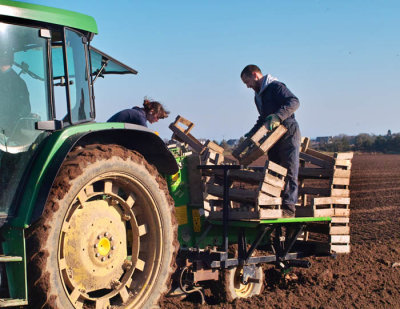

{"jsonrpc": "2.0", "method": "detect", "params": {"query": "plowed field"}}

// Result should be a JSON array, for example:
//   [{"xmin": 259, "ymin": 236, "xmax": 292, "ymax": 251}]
[{"xmin": 162, "ymin": 153, "xmax": 400, "ymax": 309}]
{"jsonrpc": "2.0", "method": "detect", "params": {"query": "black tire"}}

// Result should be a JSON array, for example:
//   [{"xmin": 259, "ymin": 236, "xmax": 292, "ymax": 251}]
[
  {"xmin": 26, "ymin": 144, "xmax": 178, "ymax": 309},
  {"xmin": 224, "ymin": 265, "xmax": 264, "ymax": 302}
]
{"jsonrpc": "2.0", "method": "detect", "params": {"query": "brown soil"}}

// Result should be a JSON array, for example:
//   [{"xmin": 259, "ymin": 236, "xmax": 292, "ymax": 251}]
[{"xmin": 161, "ymin": 153, "xmax": 400, "ymax": 309}]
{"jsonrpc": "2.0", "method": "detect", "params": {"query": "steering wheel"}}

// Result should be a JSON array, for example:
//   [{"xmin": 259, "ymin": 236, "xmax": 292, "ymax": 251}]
[{"xmin": 0, "ymin": 113, "xmax": 41, "ymax": 153}]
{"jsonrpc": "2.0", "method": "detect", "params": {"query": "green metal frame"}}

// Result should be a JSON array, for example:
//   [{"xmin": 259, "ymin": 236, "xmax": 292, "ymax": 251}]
[
  {"xmin": 166, "ymin": 155, "xmax": 197, "ymax": 247},
  {"xmin": 209, "ymin": 216, "xmax": 332, "ymax": 228},
  {"xmin": 0, "ymin": 0, "xmax": 98, "ymax": 34},
  {"xmin": 1, "ymin": 226, "xmax": 27, "ymax": 303},
  {"xmin": 167, "ymin": 149, "xmax": 332, "ymax": 249}
]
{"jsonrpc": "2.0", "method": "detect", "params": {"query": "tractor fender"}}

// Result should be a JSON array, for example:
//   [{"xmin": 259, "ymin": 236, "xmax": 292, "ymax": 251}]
[{"xmin": 29, "ymin": 125, "xmax": 178, "ymax": 224}]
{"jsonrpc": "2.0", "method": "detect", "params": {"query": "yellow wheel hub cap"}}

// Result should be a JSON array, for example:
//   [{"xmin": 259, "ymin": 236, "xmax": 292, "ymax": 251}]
[{"xmin": 97, "ymin": 237, "xmax": 111, "ymax": 256}]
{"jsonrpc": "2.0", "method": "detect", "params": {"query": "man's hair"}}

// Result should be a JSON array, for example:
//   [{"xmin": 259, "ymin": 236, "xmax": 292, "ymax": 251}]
[
  {"xmin": 142, "ymin": 97, "xmax": 170, "ymax": 119},
  {"xmin": 240, "ymin": 64, "xmax": 262, "ymax": 78}
]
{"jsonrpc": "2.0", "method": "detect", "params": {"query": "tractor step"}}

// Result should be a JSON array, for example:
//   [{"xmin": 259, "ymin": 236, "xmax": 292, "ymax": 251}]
[
  {"xmin": 0, "ymin": 298, "xmax": 28, "ymax": 307},
  {"xmin": 0, "ymin": 255, "xmax": 23, "ymax": 263}
]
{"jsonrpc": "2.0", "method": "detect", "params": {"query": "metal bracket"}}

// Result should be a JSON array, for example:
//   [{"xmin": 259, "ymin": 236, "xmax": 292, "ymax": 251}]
[{"xmin": 35, "ymin": 120, "xmax": 63, "ymax": 131}]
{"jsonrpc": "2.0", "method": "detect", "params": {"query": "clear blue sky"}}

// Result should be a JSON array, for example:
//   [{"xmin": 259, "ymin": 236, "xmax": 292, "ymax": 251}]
[{"xmin": 24, "ymin": 1, "xmax": 400, "ymax": 141}]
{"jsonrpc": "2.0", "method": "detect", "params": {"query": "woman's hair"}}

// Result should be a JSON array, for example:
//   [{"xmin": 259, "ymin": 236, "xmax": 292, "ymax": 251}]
[{"xmin": 142, "ymin": 98, "xmax": 169, "ymax": 119}]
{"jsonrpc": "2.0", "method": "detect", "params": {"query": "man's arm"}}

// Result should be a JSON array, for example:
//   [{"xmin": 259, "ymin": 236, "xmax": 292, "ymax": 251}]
[{"xmin": 271, "ymin": 82, "xmax": 299, "ymax": 121}]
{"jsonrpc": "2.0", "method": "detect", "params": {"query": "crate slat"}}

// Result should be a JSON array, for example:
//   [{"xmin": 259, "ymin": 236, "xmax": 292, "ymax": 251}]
[
  {"xmin": 330, "ymin": 188, "xmax": 350, "ymax": 197},
  {"xmin": 264, "ymin": 173, "xmax": 285, "ymax": 189},
  {"xmin": 264, "ymin": 160, "xmax": 287, "ymax": 177},
  {"xmin": 259, "ymin": 126, "xmax": 288, "ymax": 152},
  {"xmin": 312, "ymin": 197, "xmax": 350, "ymax": 206},
  {"xmin": 299, "ymin": 152, "xmax": 333, "ymax": 168},
  {"xmin": 330, "ymin": 244, "xmax": 351, "ymax": 254},
  {"xmin": 331, "ymin": 177, "xmax": 351, "ymax": 186},
  {"xmin": 305, "ymin": 148, "xmax": 335, "ymax": 164},
  {"xmin": 334, "ymin": 152, "xmax": 354, "ymax": 160},
  {"xmin": 334, "ymin": 159, "xmax": 352, "ymax": 168},
  {"xmin": 330, "ymin": 226, "xmax": 350, "ymax": 235},
  {"xmin": 259, "ymin": 208, "xmax": 283, "ymax": 219},
  {"xmin": 331, "ymin": 235, "xmax": 350, "ymax": 243},
  {"xmin": 257, "ymin": 195, "xmax": 282, "ymax": 206},
  {"xmin": 334, "ymin": 208, "xmax": 350, "ymax": 216},
  {"xmin": 331, "ymin": 217, "xmax": 350, "ymax": 224},
  {"xmin": 259, "ymin": 182, "xmax": 282, "ymax": 197}
]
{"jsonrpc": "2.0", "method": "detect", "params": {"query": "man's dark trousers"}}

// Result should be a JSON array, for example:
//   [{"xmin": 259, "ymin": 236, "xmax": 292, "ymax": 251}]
[{"xmin": 268, "ymin": 121, "xmax": 300, "ymax": 213}]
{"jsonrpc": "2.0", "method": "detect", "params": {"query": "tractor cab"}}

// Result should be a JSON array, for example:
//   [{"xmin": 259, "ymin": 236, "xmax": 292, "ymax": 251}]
[{"xmin": 0, "ymin": 1, "xmax": 136, "ymax": 224}]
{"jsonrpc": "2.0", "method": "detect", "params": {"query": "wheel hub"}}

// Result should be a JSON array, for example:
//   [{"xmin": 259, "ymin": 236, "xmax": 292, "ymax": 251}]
[
  {"xmin": 61, "ymin": 199, "xmax": 127, "ymax": 292},
  {"xmin": 96, "ymin": 237, "xmax": 112, "ymax": 257},
  {"xmin": 234, "ymin": 267, "xmax": 254, "ymax": 297}
]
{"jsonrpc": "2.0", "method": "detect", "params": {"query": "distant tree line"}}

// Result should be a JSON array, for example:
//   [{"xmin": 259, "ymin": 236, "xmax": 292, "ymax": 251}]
[
  {"xmin": 218, "ymin": 130, "xmax": 400, "ymax": 154},
  {"xmin": 314, "ymin": 130, "xmax": 400, "ymax": 153}
]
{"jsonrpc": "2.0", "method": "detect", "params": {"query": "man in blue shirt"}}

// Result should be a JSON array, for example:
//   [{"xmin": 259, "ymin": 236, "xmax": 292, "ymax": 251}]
[{"xmin": 241, "ymin": 64, "xmax": 301, "ymax": 218}]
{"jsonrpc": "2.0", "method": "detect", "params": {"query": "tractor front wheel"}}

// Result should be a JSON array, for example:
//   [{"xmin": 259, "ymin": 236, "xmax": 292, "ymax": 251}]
[{"xmin": 26, "ymin": 144, "xmax": 178, "ymax": 309}]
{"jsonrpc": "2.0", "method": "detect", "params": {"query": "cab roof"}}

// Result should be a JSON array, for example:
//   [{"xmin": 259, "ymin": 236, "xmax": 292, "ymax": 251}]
[{"xmin": 0, "ymin": 0, "xmax": 98, "ymax": 34}]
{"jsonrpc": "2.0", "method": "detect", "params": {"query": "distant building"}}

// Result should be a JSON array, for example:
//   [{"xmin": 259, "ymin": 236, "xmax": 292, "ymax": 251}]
[{"xmin": 315, "ymin": 136, "xmax": 333, "ymax": 144}]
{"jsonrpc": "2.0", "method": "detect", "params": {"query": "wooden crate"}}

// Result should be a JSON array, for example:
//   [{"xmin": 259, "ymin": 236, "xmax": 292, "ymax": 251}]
[
  {"xmin": 201, "ymin": 147, "xmax": 224, "ymax": 165},
  {"xmin": 329, "ymin": 152, "xmax": 353, "ymax": 197},
  {"xmin": 205, "ymin": 161, "xmax": 287, "ymax": 220},
  {"xmin": 232, "ymin": 125, "xmax": 287, "ymax": 166},
  {"xmin": 306, "ymin": 241, "xmax": 351, "ymax": 255},
  {"xmin": 330, "ymin": 244, "xmax": 351, "ymax": 254},
  {"xmin": 329, "ymin": 216, "xmax": 351, "ymax": 254},
  {"xmin": 203, "ymin": 193, "xmax": 223, "ymax": 215},
  {"xmin": 301, "ymin": 216, "xmax": 351, "ymax": 254},
  {"xmin": 296, "ymin": 196, "xmax": 350, "ymax": 217},
  {"xmin": 330, "ymin": 216, "xmax": 350, "ymax": 235},
  {"xmin": 297, "ymin": 148, "xmax": 353, "ymax": 214},
  {"xmin": 204, "ymin": 140, "xmax": 224, "ymax": 154},
  {"xmin": 169, "ymin": 115, "xmax": 204, "ymax": 153}
]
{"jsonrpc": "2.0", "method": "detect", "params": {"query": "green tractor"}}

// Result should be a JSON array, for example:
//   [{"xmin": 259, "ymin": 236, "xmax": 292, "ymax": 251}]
[
  {"xmin": 0, "ymin": 1, "xmax": 333, "ymax": 308},
  {"xmin": 0, "ymin": 1, "xmax": 178, "ymax": 308}
]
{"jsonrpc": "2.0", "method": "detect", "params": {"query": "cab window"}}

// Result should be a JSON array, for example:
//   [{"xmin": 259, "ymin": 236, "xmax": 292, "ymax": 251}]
[{"xmin": 65, "ymin": 29, "xmax": 93, "ymax": 123}]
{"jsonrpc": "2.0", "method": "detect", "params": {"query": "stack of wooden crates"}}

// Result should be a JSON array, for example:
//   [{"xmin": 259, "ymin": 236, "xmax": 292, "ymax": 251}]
[
  {"xmin": 296, "ymin": 137, "xmax": 353, "ymax": 254},
  {"xmin": 169, "ymin": 116, "xmax": 353, "ymax": 254},
  {"xmin": 202, "ymin": 161, "xmax": 287, "ymax": 219},
  {"xmin": 169, "ymin": 116, "xmax": 289, "ymax": 219},
  {"xmin": 169, "ymin": 115, "xmax": 225, "ymax": 214}
]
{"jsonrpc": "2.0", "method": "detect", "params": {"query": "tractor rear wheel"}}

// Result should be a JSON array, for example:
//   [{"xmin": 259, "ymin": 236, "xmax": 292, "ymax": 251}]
[
  {"xmin": 224, "ymin": 265, "xmax": 264, "ymax": 302},
  {"xmin": 26, "ymin": 144, "xmax": 178, "ymax": 309}
]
